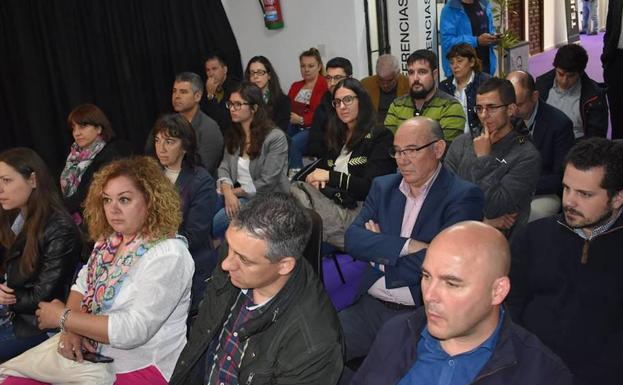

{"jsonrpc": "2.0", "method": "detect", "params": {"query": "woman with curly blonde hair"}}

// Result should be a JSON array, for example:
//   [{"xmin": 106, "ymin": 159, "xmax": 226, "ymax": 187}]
[{"xmin": 1, "ymin": 156, "xmax": 194, "ymax": 385}]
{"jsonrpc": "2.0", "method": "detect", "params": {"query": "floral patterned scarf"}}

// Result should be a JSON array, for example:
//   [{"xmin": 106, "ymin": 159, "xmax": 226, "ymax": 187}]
[
  {"xmin": 60, "ymin": 137, "xmax": 106, "ymax": 198},
  {"xmin": 81, "ymin": 232, "xmax": 158, "ymax": 315}
]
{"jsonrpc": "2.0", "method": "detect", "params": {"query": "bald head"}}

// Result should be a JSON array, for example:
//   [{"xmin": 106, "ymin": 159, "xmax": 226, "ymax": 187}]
[
  {"xmin": 506, "ymin": 71, "xmax": 535, "ymax": 93},
  {"xmin": 421, "ymin": 221, "xmax": 511, "ymax": 353},
  {"xmin": 397, "ymin": 117, "xmax": 444, "ymax": 142},
  {"xmin": 506, "ymin": 71, "xmax": 538, "ymax": 120},
  {"xmin": 429, "ymin": 221, "xmax": 510, "ymax": 278}
]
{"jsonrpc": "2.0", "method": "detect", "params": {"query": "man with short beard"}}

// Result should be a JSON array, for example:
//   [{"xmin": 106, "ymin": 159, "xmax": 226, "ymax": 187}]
[
  {"xmin": 507, "ymin": 137, "xmax": 623, "ymax": 385},
  {"xmin": 384, "ymin": 50, "xmax": 466, "ymax": 142}
]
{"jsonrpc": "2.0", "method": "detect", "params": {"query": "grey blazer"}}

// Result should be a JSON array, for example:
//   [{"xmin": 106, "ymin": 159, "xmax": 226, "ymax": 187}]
[{"xmin": 217, "ymin": 128, "xmax": 289, "ymax": 194}]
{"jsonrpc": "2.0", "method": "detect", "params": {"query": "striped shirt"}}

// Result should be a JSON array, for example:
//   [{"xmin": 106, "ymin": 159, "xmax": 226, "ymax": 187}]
[{"xmin": 384, "ymin": 89, "xmax": 466, "ymax": 142}]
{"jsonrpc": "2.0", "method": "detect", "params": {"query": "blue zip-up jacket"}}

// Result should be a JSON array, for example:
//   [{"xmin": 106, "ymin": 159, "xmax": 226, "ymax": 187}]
[{"xmin": 440, "ymin": 0, "xmax": 497, "ymax": 76}]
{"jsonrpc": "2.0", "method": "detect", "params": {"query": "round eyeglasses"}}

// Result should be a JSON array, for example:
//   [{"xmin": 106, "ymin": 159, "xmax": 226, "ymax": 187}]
[{"xmin": 331, "ymin": 95, "xmax": 358, "ymax": 108}]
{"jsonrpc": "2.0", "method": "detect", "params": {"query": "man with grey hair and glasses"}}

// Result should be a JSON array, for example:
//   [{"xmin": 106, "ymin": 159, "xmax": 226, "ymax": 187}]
[
  {"xmin": 170, "ymin": 193, "xmax": 343, "ymax": 385},
  {"xmin": 361, "ymin": 54, "xmax": 410, "ymax": 124},
  {"xmin": 339, "ymin": 117, "xmax": 483, "ymax": 380},
  {"xmin": 145, "ymin": 71, "xmax": 223, "ymax": 176}
]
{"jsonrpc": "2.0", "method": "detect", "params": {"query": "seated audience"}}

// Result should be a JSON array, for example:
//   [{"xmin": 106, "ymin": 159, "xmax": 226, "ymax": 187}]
[
  {"xmin": 291, "ymin": 78, "xmax": 394, "ymax": 249},
  {"xmin": 287, "ymin": 47, "xmax": 329, "ymax": 170},
  {"xmin": 440, "ymin": 0, "xmax": 497, "ymax": 75},
  {"xmin": 61, "ymin": 103, "xmax": 131, "ymax": 225},
  {"xmin": 201, "ymin": 53, "xmax": 241, "ymax": 133},
  {"xmin": 439, "ymin": 43, "xmax": 491, "ymax": 135},
  {"xmin": 213, "ymin": 82, "xmax": 289, "ymax": 238},
  {"xmin": 384, "ymin": 50, "xmax": 466, "ymax": 142},
  {"xmin": 244, "ymin": 55, "xmax": 290, "ymax": 133},
  {"xmin": 352, "ymin": 221, "xmax": 573, "ymax": 385},
  {"xmin": 339, "ymin": 117, "xmax": 484, "ymax": 372},
  {"xmin": 307, "ymin": 57, "xmax": 353, "ymax": 158},
  {"xmin": 507, "ymin": 71, "xmax": 575, "ymax": 221},
  {"xmin": 508, "ymin": 138, "xmax": 623, "ymax": 385},
  {"xmin": 361, "ymin": 54, "xmax": 410, "ymax": 125},
  {"xmin": 0, "ymin": 148, "xmax": 82, "ymax": 362},
  {"xmin": 146, "ymin": 72, "xmax": 223, "ymax": 177},
  {"xmin": 170, "ymin": 193, "xmax": 343, "ymax": 385},
  {"xmin": 1, "ymin": 156, "xmax": 194, "ymax": 384},
  {"xmin": 445, "ymin": 77, "xmax": 541, "ymax": 233},
  {"xmin": 152, "ymin": 114, "xmax": 217, "ymax": 311},
  {"xmin": 535, "ymin": 43, "xmax": 608, "ymax": 139}
]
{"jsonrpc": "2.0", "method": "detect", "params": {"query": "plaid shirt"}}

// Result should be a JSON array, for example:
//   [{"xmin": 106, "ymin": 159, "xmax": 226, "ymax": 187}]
[
  {"xmin": 204, "ymin": 291, "xmax": 256, "ymax": 385},
  {"xmin": 573, "ymin": 208, "xmax": 623, "ymax": 240}
]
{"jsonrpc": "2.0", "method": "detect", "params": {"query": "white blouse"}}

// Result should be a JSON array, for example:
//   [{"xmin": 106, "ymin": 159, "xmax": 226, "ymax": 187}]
[{"xmin": 71, "ymin": 238, "xmax": 194, "ymax": 380}]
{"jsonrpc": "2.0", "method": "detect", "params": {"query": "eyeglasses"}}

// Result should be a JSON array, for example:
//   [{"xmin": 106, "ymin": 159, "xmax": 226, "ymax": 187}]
[
  {"xmin": 389, "ymin": 140, "xmax": 439, "ymax": 159},
  {"xmin": 249, "ymin": 69, "xmax": 268, "ymax": 77},
  {"xmin": 225, "ymin": 101, "xmax": 252, "ymax": 111},
  {"xmin": 331, "ymin": 95, "xmax": 358, "ymax": 108},
  {"xmin": 474, "ymin": 104, "xmax": 509, "ymax": 114},
  {"xmin": 325, "ymin": 74, "xmax": 348, "ymax": 83}
]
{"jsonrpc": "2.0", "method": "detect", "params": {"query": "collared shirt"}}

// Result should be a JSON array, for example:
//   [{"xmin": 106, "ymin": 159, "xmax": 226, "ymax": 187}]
[
  {"xmin": 524, "ymin": 100, "xmax": 539, "ymax": 137},
  {"xmin": 453, "ymin": 72, "xmax": 475, "ymax": 134},
  {"xmin": 204, "ymin": 290, "xmax": 272, "ymax": 385},
  {"xmin": 546, "ymin": 79, "xmax": 583, "ymax": 138},
  {"xmin": 573, "ymin": 208, "xmax": 623, "ymax": 240},
  {"xmin": 367, "ymin": 163, "xmax": 442, "ymax": 305},
  {"xmin": 397, "ymin": 309, "xmax": 505, "ymax": 385}
]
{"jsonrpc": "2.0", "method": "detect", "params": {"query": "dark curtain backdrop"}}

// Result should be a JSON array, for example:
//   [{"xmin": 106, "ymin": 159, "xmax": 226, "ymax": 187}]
[{"xmin": 0, "ymin": 0, "xmax": 242, "ymax": 176}]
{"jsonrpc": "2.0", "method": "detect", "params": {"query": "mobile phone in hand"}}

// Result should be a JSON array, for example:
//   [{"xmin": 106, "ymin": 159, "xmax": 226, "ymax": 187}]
[{"xmin": 82, "ymin": 352, "xmax": 114, "ymax": 363}]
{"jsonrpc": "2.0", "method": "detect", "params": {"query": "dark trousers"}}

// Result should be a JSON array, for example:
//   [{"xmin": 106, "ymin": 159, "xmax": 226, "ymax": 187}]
[
  {"xmin": 604, "ymin": 50, "xmax": 623, "ymax": 139},
  {"xmin": 0, "ymin": 322, "xmax": 49, "ymax": 363}
]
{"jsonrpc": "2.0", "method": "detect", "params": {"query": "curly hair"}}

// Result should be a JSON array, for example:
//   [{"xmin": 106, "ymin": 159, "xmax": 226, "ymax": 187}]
[{"xmin": 83, "ymin": 156, "xmax": 181, "ymax": 241}]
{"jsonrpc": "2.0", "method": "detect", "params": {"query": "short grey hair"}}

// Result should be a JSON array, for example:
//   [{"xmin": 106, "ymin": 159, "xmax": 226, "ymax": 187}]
[
  {"xmin": 230, "ymin": 193, "xmax": 312, "ymax": 262},
  {"xmin": 376, "ymin": 54, "xmax": 400, "ymax": 75},
  {"xmin": 174, "ymin": 72, "xmax": 203, "ymax": 95},
  {"xmin": 426, "ymin": 118, "xmax": 444, "ymax": 141}
]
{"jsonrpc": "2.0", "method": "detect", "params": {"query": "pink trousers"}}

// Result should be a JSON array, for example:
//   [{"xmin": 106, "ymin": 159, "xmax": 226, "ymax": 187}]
[{"xmin": 2, "ymin": 365, "xmax": 167, "ymax": 385}]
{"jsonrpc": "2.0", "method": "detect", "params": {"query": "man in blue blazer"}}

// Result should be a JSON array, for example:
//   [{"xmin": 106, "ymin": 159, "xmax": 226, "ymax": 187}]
[
  {"xmin": 339, "ymin": 117, "xmax": 484, "ymax": 369},
  {"xmin": 507, "ymin": 71, "xmax": 575, "ymax": 221}
]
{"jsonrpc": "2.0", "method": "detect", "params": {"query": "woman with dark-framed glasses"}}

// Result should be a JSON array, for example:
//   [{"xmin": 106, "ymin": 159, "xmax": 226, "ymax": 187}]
[
  {"xmin": 212, "ymin": 82, "xmax": 289, "ymax": 238},
  {"xmin": 291, "ymin": 78, "xmax": 395, "ymax": 249},
  {"xmin": 244, "ymin": 56, "xmax": 290, "ymax": 133}
]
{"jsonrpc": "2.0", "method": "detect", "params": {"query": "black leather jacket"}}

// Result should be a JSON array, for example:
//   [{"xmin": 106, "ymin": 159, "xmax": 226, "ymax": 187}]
[
  {"xmin": 3, "ymin": 209, "xmax": 82, "ymax": 338},
  {"xmin": 170, "ymin": 256, "xmax": 344, "ymax": 385}
]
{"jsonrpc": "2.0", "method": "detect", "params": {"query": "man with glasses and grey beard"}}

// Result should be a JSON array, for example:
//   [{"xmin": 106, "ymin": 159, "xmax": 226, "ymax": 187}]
[
  {"xmin": 445, "ymin": 77, "xmax": 541, "ymax": 234},
  {"xmin": 338, "ymin": 116, "xmax": 483, "ymax": 381}
]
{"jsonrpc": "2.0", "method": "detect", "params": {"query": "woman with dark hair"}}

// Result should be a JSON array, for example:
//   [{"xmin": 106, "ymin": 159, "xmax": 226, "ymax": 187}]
[
  {"xmin": 0, "ymin": 148, "xmax": 82, "ymax": 362},
  {"xmin": 287, "ymin": 47, "xmax": 329, "ymax": 170},
  {"xmin": 152, "ymin": 114, "xmax": 216, "ymax": 311},
  {"xmin": 291, "ymin": 78, "xmax": 395, "ymax": 249},
  {"xmin": 213, "ymin": 82, "xmax": 289, "ymax": 238},
  {"xmin": 60, "ymin": 103, "xmax": 131, "ymax": 225},
  {"xmin": 245, "ymin": 55, "xmax": 291, "ymax": 133},
  {"xmin": 439, "ymin": 43, "xmax": 491, "ymax": 135}
]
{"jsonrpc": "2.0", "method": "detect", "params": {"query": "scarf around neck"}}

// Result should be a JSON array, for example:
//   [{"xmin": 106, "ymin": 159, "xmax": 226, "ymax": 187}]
[
  {"xmin": 81, "ymin": 232, "xmax": 158, "ymax": 315},
  {"xmin": 60, "ymin": 137, "xmax": 106, "ymax": 197}
]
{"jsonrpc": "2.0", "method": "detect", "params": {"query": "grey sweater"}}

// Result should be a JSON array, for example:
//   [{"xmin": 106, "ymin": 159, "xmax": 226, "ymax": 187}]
[{"xmin": 444, "ymin": 130, "xmax": 541, "ymax": 229}]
